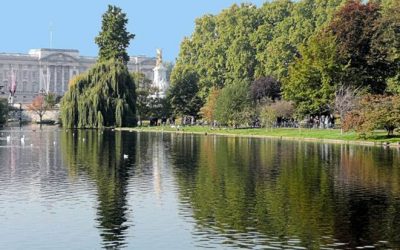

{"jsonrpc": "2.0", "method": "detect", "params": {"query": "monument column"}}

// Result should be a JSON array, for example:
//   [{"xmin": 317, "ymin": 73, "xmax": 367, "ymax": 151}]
[
  {"xmin": 54, "ymin": 66, "xmax": 57, "ymax": 93},
  {"xmin": 39, "ymin": 66, "xmax": 43, "ymax": 91},
  {"xmin": 46, "ymin": 65, "xmax": 50, "ymax": 93},
  {"xmin": 61, "ymin": 66, "xmax": 65, "ymax": 94}
]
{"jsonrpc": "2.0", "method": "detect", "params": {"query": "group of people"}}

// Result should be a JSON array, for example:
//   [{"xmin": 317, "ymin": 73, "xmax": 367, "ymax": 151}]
[
  {"xmin": 146, "ymin": 114, "xmax": 336, "ymax": 129},
  {"xmin": 305, "ymin": 114, "xmax": 335, "ymax": 129}
]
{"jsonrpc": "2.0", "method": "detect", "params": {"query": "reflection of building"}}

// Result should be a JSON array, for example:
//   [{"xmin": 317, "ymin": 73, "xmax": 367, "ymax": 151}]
[{"xmin": 0, "ymin": 48, "xmax": 156, "ymax": 103}]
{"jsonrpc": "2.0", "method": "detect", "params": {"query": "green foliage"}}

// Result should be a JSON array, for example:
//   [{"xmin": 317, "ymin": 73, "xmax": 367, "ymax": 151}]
[
  {"xmin": 172, "ymin": 0, "xmax": 399, "ymax": 123},
  {"xmin": 169, "ymin": 65, "xmax": 202, "ymax": 118},
  {"xmin": 164, "ymin": 61, "xmax": 175, "ymax": 82},
  {"xmin": 387, "ymin": 74, "xmax": 400, "ymax": 94},
  {"xmin": 172, "ymin": 1, "xmax": 345, "ymax": 102},
  {"xmin": 132, "ymin": 72, "xmax": 172, "ymax": 123},
  {"xmin": 130, "ymin": 72, "xmax": 152, "ymax": 90},
  {"xmin": 61, "ymin": 130, "xmax": 132, "ymax": 246},
  {"xmin": 199, "ymin": 88, "xmax": 220, "ymax": 123},
  {"xmin": 95, "ymin": 5, "xmax": 135, "ymax": 63},
  {"xmin": 372, "ymin": 3, "xmax": 400, "ymax": 93},
  {"xmin": 60, "ymin": 59, "xmax": 137, "ymax": 128},
  {"xmin": 0, "ymin": 98, "xmax": 8, "ymax": 125},
  {"xmin": 328, "ymin": 0, "xmax": 394, "ymax": 93},
  {"xmin": 147, "ymin": 97, "xmax": 171, "ymax": 119},
  {"xmin": 259, "ymin": 100, "xmax": 295, "ymax": 128},
  {"xmin": 45, "ymin": 92, "xmax": 57, "ymax": 108},
  {"xmin": 214, "ymin": 81, "xmax": 252, "ymax": 127},
  {"xmin": 260, "ymin": 105, "xmax": 277, "ymax": 129},
  {"xmin": 343, "ymin": 94, "xmax": 400, "ymax": 137},
  {"xmin": 283, "ymin": 34, "xmax": 341, "ymax": 116}
]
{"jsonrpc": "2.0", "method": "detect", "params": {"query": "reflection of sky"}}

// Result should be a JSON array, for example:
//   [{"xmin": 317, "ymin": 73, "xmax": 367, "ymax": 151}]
[
  {"xmin": 128, "ymin": 132, "xmax": 195, "ymax": 249},
  {"xmin": 0, "ymin": 128, "xmax": 199, "ymax": 249},
  {"xmin": 1, "ymin": 128, "xmax": 399, "ymax": 249},
  {"xmin": 128, "ymin": 175, "xmax": 194, "ymax": 249},
  {"xmin": 0, "ymin": 126, "xmax": 101, "ymax": 249}
]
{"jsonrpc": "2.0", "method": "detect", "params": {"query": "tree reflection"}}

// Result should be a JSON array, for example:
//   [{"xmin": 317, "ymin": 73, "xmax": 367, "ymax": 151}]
[
  {"xmin": 171, "ymin": 135, "xmax": 400, "ymax": 249},
  {"xmin": 61, "ymin": 130, "xmax": 136, "ymax": 249}
]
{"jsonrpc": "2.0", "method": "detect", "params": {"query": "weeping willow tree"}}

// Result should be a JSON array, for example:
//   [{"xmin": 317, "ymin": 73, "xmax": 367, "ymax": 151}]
[
  {"xmin": 61, "ymin": 60, "xmax": 136, "ymax": 128},
  {"xmin": 61, "ymin": 5, "xmax": 137, "ymax": 128}
]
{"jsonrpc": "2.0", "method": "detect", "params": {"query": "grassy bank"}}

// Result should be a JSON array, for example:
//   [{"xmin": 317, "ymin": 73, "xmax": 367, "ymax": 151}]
[{"xmin": 118, "ymin": 126, "xmax": 400, "ymax": 146}]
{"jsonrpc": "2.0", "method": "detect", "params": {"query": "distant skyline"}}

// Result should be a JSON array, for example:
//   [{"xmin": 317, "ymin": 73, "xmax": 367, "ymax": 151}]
[{"xmin": 0, "ymin": 0, "xmax": 265, "ymax": 62}]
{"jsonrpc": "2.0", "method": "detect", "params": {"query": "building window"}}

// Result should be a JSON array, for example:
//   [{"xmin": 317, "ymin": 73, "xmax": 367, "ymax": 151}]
[
  {"xmin": 32, "ymin": 82, "xmax": 39, "ymax": 92},
  {"xmin": 22, "ymin": 81, "xmax": 28, "ymax": 92}
]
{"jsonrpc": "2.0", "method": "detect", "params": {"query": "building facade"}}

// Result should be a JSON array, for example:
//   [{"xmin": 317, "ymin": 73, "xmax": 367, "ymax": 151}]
[{"xmin": 0, "ymin": 48, "xmax": 156, "ymax": 103}]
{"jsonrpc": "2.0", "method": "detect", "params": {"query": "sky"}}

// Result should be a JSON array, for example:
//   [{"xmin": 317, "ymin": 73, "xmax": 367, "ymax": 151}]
[{"xmin": 0, "ymin": 0, "xmax": 265, "ymax": 62}]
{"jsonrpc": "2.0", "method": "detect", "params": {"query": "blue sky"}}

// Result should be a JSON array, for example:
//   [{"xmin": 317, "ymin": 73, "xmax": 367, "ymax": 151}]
[{"xmin": 0, "ymin": 0, "xmax": 265, "ymax": 62}]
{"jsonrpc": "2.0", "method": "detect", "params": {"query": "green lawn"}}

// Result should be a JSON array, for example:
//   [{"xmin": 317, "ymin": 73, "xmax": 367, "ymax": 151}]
[{"xmin": 121, "ymin": 126, "xmax": 400, "ymax": 144}]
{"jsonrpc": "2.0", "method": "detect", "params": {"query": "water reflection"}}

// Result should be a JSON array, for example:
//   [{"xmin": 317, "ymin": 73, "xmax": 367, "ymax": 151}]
[
  {"xmin": 1, "ymin": 128, "xmax": 400, "ymax": 249},
  {"xmin": 170, "ymin": 135, "xmax": 400, "ymax": 249},
  {"xmin": 61, "ymin": 130, "xmax": 136, "ymax": 249}
]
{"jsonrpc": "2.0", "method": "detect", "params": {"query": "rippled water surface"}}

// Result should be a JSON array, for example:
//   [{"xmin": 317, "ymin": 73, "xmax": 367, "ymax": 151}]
[{"xmin": 0, "ymin": 125, "xmax": 400, "ymax": 249}]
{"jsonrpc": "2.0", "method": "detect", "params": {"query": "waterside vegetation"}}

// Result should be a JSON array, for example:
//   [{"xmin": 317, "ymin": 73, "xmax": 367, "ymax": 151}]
[
  {"xmin": 163, "ymin": 0, "xmax": 400, "ymax": 138},
  {"xmin": 61, "ymin": 5, "xmax": 137, "ymax": 128},
  {"xmin": 120, "ymin": 126, "xmax": 400, "ymax": 145}
]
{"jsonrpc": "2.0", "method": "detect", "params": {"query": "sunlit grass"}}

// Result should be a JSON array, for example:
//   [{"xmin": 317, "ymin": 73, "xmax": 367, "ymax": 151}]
[{"xmin": 122, "ymin": 126, "xmax": 400, "ymax": 143}]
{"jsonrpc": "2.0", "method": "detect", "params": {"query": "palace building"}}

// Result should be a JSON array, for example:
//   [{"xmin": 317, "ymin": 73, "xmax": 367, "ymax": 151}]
[{"xmin": 0, "ymin": 48, "xmax": 157, "ymax": 103}]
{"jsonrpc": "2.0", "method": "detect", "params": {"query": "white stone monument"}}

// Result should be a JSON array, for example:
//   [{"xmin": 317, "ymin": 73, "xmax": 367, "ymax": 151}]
[{"xmin": 151, "ymin": 49, "xmax": 169, "ymax": 98}]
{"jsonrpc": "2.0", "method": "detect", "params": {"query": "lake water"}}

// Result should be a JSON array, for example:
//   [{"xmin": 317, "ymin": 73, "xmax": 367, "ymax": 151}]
[{"xmin": 0, "ymin": 125, "xmax": 399, "ymax": 249}]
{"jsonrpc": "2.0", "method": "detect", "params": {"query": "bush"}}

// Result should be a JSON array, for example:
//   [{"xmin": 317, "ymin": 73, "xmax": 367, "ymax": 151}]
[
  {"xmin": 343, "ymin": 94, "xmax": 400, "ymax": 137},
  {"xmin": 0, "ymin": 98, "xmax": 8, "ymax": 125},
  {"xmin": 259, "ymin": 100, "xmax": 294, "ymax": 128},
  {"xmin": 214, "ymin": 81, "xmax": 252, "ymax": 127}
]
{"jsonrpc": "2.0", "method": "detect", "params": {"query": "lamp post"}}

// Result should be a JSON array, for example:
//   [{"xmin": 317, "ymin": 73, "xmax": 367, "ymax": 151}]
[
  {"xmin": 40, "ymin": 88, "xmax": 47, "ymax": 96},
  {"xmin": 19, "ymin": 102, "xmax": 22, "ymax": 127}
]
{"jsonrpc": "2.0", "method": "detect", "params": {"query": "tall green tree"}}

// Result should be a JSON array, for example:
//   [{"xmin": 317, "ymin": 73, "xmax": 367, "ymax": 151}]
[
  {"xmin": 95, "ymin": 5, "xmax": 135, "ymax": 64},
  {"xmin": 172, "ymin": 0, "xmax": 346, "ymax": 106},
  {"xmin": 62, "ymin": 5, "xmax": 136, "ymax": 128},
  {"xmin": 168, "ymin": 66, "xmax": 202, "ymax": 119},
  {"xmin": 328, "ymin": 0, "xmax": 387, "ymax": 93},
  {"xmin": 283, "ymin": 34, "xmax": 341, "ymax": 116},
  {"xmin": 372, "ymin": 3, "xmax": 400, "ymax": 94}
]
